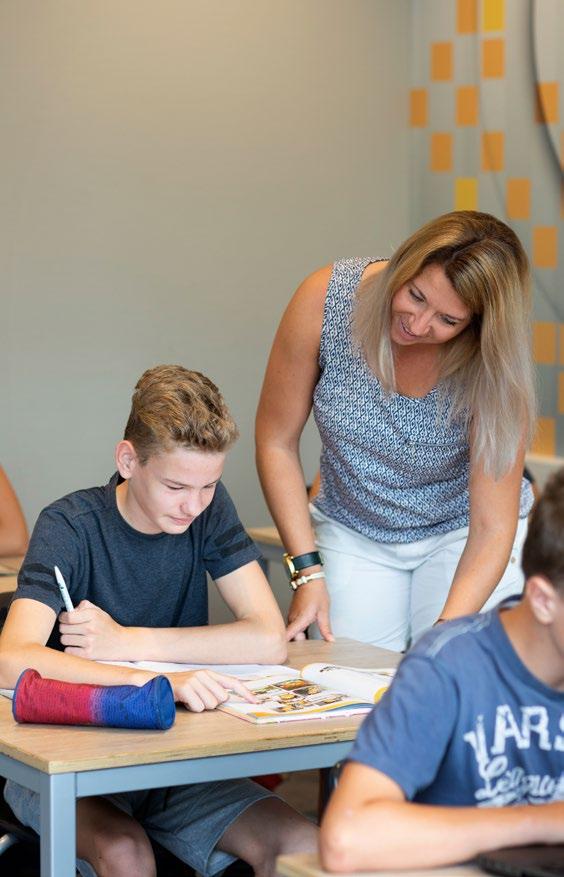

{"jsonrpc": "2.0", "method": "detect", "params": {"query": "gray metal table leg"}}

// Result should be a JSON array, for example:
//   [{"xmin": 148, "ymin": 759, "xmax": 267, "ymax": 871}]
[{"xmin": 40, "ymin": 772, "xmax": 76, "ymax": 877}]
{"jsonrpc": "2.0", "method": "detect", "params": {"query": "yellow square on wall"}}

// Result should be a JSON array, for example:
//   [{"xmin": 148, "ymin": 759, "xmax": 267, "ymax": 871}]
[
  {"xmin": 430, "ymin": 133, "xmax": 453, "ymax": 171},
  {"xmin": 533, "ymin": 227, "xmax": 558, "ymax": 269},
  {"xmin": 410, "ymin": 89, "xmax": 427, "ymax": 127},
  {"xmin": 455, "ymin": 178, "xmax": 477, "ymax": 210},
  {"xmin": 482, "ymin": 39, "xmax": 504, "ymax": 77},
  {"xmin": 531, "ymin": 418, "xmax": 556, "ymax": 456},
  {"xmin": 431, "ymin": 42, "xmax": 453, "ymax": 81},
  {"xmin": 506, "ymin": 179, "xmax": 530, "ymax": 219},
  {"xmin": 481, "ymin": 131, "xmax": 504, "ymax": 171},
  {"xmin": 456, "ymin": 86, "xmax": 479, "ymax": 126},
  {"xmin": 535, "ymin": 82, "xmax": 559, "ymax": 124},
  {"xmin": 533, "ymin": 322, "xmax": 557, "ymax": 365},
  {"xmin": 483, "ymin": 0, "xmax": 504, "ymax": 32},
  {"xmin": 457, "ymin": 0, "xmax": 478, "ymax": 33}
]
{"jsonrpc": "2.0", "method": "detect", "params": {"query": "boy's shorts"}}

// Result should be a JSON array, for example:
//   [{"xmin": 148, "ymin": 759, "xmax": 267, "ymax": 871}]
[{"xmin": 4, "ymin": 776, "xmax": 274, "ymax": 876}]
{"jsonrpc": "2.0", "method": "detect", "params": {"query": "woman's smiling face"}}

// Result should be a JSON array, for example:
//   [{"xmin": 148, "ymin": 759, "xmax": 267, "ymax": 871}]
[{"xmin": 390, "ymin": 263, "xmax": 473, "ymax": 348}]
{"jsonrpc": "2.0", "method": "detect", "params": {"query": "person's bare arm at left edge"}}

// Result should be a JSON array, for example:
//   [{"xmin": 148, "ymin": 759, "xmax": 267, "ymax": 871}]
[{"xmin": 59, "ymin": 559, "xmax": 288, "ymax": 665}]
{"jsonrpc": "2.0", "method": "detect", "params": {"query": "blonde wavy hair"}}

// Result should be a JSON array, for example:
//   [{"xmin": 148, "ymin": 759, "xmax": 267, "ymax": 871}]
[
  {"xmin": 354, "ymin": 211, "xmax": 535, "ymax": 479},
  {"xmin": 124, "ymin": 365, "xmax": 239, "ymax": 463}
]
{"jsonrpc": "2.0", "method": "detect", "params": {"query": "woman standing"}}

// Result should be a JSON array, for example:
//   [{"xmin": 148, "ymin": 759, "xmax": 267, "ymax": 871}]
[{"xmin": 255, "ymin": 211, "xmax": 535, "ymax": 650}]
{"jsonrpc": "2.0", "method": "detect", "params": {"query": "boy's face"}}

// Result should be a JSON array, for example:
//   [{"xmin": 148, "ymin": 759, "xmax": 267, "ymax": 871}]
[{"xmin": 116, "ymin": 444, "xmax": 226, "ymax": 535}]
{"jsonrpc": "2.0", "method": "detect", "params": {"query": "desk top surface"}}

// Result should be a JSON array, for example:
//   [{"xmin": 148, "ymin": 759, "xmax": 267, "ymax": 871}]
[
  {"xmin": 247, "ymin": 526, "xmax": 282, "ymax": 547},
  {"xmin": 0, "ymin": 574, "xmax": 17, "ymax": 596},
  {"xmin": 0, "ymin": 555, "xmax": 23, "ymax": 596},
  {"xmin": 277, "ymin": 853, "xmax": 480, "ymax": 877},
  {"xmin": 0, "ymin": 639, "xmax": 400, "ymax": 775},
  {"xmin": 0, "ymin": 555, "xmax": 24, "ymax": 574}
]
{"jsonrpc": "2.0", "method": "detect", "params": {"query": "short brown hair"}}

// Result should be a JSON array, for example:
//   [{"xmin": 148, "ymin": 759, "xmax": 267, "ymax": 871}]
[
  {"xmin": 522, "ymin": 468, "xmax": 564, "ymax": 592},
  {"xmin": 124, "ymin": 365, "xmax": 239, "ymax": 463}
]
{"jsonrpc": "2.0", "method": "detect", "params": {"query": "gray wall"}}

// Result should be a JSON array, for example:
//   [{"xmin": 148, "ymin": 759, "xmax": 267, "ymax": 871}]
[{"xmin": 1, "ymin": 1, "xmax": 410, "ymax": 617}]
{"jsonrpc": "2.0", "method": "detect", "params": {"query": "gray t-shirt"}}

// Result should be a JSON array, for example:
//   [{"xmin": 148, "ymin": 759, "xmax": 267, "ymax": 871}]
[{"xmin": 13, "ymin": 473, "xmax": 261, "ymax": 651}]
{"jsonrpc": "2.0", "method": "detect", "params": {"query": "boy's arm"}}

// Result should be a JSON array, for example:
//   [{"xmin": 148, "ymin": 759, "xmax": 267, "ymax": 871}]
[
  {"xmin": 0, "ymin": 466, "xmax": 28, "ymax": 556},
  {"xmin": 0, "ymin": 598, "xmax": 257, "ymax": 712},
  {"xmin": 320, "ymin": 762, "xmax": 564, "ymax": 872},
  {"xmin": 59, "ymin": 560, "xmax": 287, "ymax": 664}
]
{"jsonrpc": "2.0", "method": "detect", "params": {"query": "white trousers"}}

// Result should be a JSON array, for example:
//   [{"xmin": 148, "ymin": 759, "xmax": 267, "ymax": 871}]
[{"xmin": 309, "ymin": 504, "xmax": 528, "ymax": 652}]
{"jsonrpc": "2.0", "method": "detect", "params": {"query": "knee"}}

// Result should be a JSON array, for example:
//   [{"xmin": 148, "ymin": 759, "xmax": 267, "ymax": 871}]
[
  {"xmin": 86, "ymin": 826, "xmax": 156, "ymax": 877},
  {"xmin": 250, "ymin": 804, "xmax": 318, "ymax": 872}
]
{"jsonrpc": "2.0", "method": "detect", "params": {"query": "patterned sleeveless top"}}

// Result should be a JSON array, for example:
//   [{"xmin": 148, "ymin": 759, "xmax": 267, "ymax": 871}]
[{"xmin": 312, "ymin": 258, "xmax": 533, "ymax": 543}]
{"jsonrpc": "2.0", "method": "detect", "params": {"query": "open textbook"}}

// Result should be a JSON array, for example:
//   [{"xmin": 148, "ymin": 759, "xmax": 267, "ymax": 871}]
[
  {"xmin": 215, "ymin": 662, "xmax": 396, "ymax": 724},
  {"xmin": 1, "ymin": 661, "xmax": 396, "ymax": 724}
]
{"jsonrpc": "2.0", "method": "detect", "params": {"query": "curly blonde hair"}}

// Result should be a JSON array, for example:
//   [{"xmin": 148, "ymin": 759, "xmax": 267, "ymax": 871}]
[{"xmin": 124, "ymin": 365, "xmax": 238, "ymax": 463}]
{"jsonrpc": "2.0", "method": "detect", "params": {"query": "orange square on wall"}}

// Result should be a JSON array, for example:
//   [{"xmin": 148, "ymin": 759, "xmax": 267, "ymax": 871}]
[
  {"xmin": 533, "ymin": 322, "xmax": 557, "ymax": 365},
  {"xmin": 456, "ymin": 86, "xmax": 479, "ymax": 125},
  {"xmin": 483, "ymin": 0, "xmax": 504, "ymax": 31},
  {"xmin": 531, "ymin": 418, "xmax": 556, "ymax": 456},
  {"xmin": 533, "ymin": 227, "xmax": 558, "ymax": 268},
  {"xmin": 481, "ymin": 131, "xmax": 504, "ymax": 171},
  {"xmin": 457, "ymin": 0, "xmax": 477, "ymax": 33},
  {"xmin": 535, "ymin": 82, "xmax": 559, "ymax": 124},
  {"xmin": 482, "ymin": 39, "xmax": 504, "ymax": 77},
  {"xmin": 430, "ymin": 133, "xmax": 453, "ymax": 171},
  {"xmin": 455, "ymin": 178, "xmax": 477, "ymax": 210},
  {"xmin": 431, "ymin": 42, "xmax": 453, "ymax": 81},
  {"xmin": 506, "ymin": 179, "xmax": 530, "ymax": 219},
  {"xmin": 410, "ymin": 89, "xmax": 427, "ymax": 127}
]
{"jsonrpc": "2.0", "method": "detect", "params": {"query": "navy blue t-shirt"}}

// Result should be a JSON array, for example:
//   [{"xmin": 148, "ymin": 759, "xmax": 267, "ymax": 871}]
[
  {"xmin": 13, "ymin": 473, "xmax": 261, "ymax": 651},
  {"xmin": 350, "ymin": 606, "xmax": 564, "ymax": 807}
]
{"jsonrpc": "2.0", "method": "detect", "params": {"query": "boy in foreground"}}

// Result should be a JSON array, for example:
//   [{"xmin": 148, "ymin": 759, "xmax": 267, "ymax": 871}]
[
  {"xmin": 320, "ymin": 469, "xmax": 564, "ymax": 871},
  {"xmin": 0, "ymin": 365, "xmax": 316, "ymax": 877}
]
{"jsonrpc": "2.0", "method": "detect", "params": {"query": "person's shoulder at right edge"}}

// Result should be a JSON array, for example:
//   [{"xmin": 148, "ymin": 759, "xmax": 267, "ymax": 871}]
[
  {"xmin": 198, "ymin": 480, "xmax": 262, "ymax": 581},
  {"xmin": 13, "ymin": 475, "xmax": 116, "ymax": 615},
  {"xmin": 411, "ymin": 606, "xmax": 498, "ymax": 664},
  {"xmin": 347, "ymin": 610, "xmax": 499, "ymax": 800}
]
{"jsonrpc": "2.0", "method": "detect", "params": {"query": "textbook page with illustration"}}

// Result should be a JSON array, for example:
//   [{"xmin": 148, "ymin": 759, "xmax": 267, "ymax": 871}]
[{"xmin": 216, "ymin": 662, "xmax": 396, "ymax": 724}]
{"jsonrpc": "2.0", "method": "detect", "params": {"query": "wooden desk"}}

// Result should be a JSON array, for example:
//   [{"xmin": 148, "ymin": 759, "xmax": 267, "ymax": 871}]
[
  {"xmin": 0, "ymin": 575, "xmax": 17, "ymax": 597},
  {"xmin": 0, "ymin": 575, "xmax": 17, "ymax": 613},
  {"xmin": 0, "ymin": 638, "xmax": 401, "ymax": 877},
  {"xmin": 248, "ymin": 526, "xmax": 283, "ymax": 578},
  {"xmin": 277, "ymin": 852, "xmax": 480, "ymax": 877},
  {"xmin": 0, "ymin": 555, "xmax": 24, "ymax": 575}
]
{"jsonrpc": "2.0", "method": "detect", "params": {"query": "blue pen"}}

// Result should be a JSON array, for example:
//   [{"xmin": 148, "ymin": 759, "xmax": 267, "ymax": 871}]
[{"xmin": 54, "ymin": 565, "xmax": 75, "ymax": 612}]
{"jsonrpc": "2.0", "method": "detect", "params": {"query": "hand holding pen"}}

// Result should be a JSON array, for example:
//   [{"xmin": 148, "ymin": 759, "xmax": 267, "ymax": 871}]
[{"xmin": 54, "ymin": 565, "xmax": 75, "ymax": 613}]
